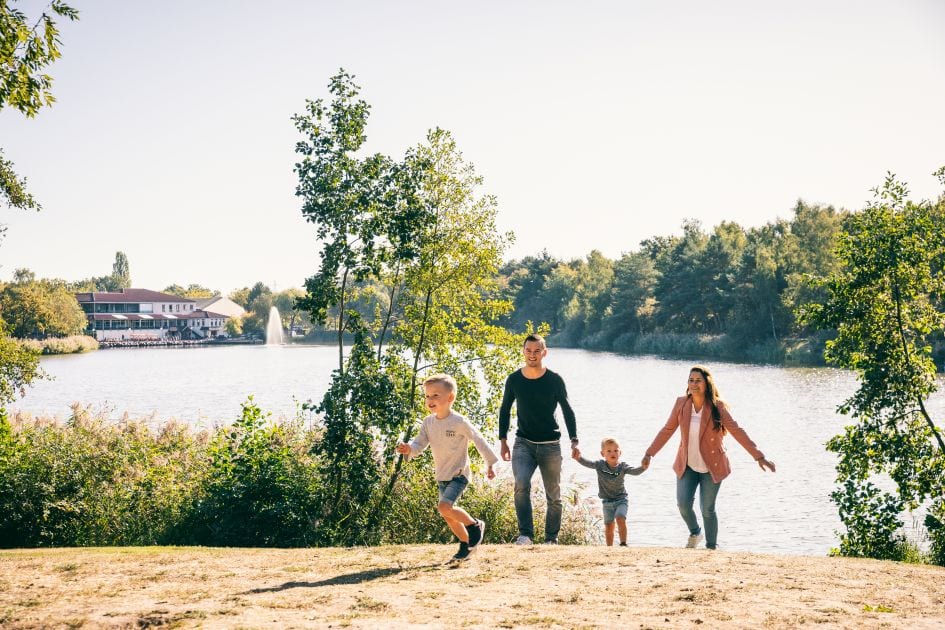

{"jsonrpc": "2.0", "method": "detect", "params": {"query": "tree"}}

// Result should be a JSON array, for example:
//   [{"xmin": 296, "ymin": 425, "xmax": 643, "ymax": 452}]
[
  {"xmin": 652, "ymin": 219, "xmax": 711, "ymax": 332},
  {"xmin": 293, "ymin": 69, "xmax": 413, "ymax": 370},
  {"xmin": 364, "ymin": 127, "xmax": 520, "ymax": 534},
  {"xmin": 602, "ymin": 251, "xmax": 657, "ymax": 339},
  {"xmin": 109, "ymin": 251, "xmax": 130, "ymax": 290},
  {"xmin": 0, "ymin": 278, "xmax": 86, "ymax": 338},
  {"xmin": 228, "ymin": 287, "xmax": 251, "ymax": 308},
  {"xmin": 498, "ymin": 251, "xmax": 560, "ymax": 331},
  {"xmin": 0, "ymin": 1, "xmax": 77, "ymax": 417},
  {"xmin": 294, "ymin": 73, "xmax": 519, "ymax": 543},
  {"xmin": 163, "ymin": 284, "xmax": 214, "ymax": 299},
  {"xmin": 1, "ymin": 1, "xmax": 79, "ymax": 218},
  {"xmin": 802, "ymin": 170, "xmax": 945, "ymax": 563}
]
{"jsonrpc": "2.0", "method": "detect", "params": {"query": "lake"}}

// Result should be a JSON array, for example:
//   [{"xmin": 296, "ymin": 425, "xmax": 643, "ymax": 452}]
[{"xmin": 16, "ymin": 344, "xmax": 945, "ymax": 557}]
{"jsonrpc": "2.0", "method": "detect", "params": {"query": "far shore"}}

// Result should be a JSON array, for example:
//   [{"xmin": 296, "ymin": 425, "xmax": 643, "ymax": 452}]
[{"xmin": 2, "ymin": 545, "xmax": 943, "ymax": 628}]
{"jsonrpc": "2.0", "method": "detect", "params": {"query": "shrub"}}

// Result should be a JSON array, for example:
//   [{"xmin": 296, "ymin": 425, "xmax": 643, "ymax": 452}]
[
  {"xmin": 180, "ymin": 398, "xmax": 320, "ymax": 547},
  {"xmin": 0, "ymin": 406, "xmax": 208, "ymax": 547},
  {"xmin": 18, "ymin": 335, "xmax": 98, "ymax": 355},
  {"xmin": 381, "ymin": 460, "xmax": 597, "ymax": 545}
]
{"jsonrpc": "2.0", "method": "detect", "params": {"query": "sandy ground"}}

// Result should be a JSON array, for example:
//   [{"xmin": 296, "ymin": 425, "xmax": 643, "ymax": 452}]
[{"xmin": 1, "ymin": 545, "xmax": 944, "ymax": 629}]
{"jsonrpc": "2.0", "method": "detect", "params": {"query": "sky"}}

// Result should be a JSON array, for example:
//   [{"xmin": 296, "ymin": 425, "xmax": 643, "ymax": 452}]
[{"xmin": 1, "ymin": 0, "xmax": 944, "ymax": 295}]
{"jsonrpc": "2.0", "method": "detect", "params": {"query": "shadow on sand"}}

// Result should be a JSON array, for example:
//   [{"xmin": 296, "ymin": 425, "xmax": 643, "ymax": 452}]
[{"xmin": 244, "ymin": 563, "xmax": 444, "ymax": 594}]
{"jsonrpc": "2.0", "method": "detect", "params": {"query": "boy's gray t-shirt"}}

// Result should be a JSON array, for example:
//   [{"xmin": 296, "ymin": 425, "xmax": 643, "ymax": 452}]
[
  {"xmin": 406, "ymin": 411, "xmax": 499, "ymax": 482},
  {"xmin": 577, "ymin": 456, "xmax": 644, "ymax": 500}
]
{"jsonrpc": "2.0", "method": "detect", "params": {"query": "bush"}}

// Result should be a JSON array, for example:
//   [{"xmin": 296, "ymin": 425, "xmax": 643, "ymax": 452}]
[
  {"xmin": 927, "ymin": 503, "xmax": 945, "ymax": 567},
  {"xmin": 381, "ymin": 460, "xmax": 597, "ymax": 546},
  {"xmin": 0, "ymin": 406, "xmax": 208, "ymax": 547},
  {"xmin": 180, "ymin": 398, "xmax": 320, "ymax": 547},
  {"xmin": 0, "ymin": 401, "xmax": 598, "ymax": 549},
  {"xmin": 18, "ymin": 335, "xmax": 98, "ymax": 355}
]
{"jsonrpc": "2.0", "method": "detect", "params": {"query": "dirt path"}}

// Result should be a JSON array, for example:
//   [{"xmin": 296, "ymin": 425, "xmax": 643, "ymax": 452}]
[{"xmin": 1, "ymin": 545, "xmax": 943, "ymax": 628}]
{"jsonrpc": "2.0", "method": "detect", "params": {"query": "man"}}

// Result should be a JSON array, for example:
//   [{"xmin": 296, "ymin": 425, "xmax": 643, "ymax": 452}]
[{"xmin": 499, "ymin": 333, "xmax": 578, "ymax": 545}]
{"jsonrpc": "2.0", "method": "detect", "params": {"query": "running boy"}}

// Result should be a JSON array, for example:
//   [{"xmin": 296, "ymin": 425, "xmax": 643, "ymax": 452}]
[
  {"xmin": 573, "ymin": 437, "xmax": 645, "ymax": 546},
  {"xmin": 396, "ymin": 374, "xmax": 498, "ymax": 561}
]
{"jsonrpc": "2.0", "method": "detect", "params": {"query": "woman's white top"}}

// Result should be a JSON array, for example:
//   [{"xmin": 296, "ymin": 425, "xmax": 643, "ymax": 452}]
[{"xmin": 687, "ymin": 404, "xmax": 710, "ymax": 473}]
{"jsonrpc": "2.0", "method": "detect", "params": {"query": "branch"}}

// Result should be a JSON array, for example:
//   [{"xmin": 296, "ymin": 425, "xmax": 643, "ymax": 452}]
[{"xmin": 891, "ymin": 268, "xmax": 945, "ymax": 453}]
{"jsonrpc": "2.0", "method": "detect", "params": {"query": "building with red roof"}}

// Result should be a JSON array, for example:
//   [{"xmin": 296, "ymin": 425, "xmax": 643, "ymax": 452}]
[{"xmin": 75, "ymin": 289, "xmax": 232, "ymax": 341}]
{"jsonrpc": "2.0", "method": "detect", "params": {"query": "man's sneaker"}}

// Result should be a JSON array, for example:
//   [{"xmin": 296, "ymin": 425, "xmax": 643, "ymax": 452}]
[
  {"xmin": 543, "ymin": 538, "xmax": 558, "ymax": 545},
  {"xmin": 468, "ymin": 519, "xmax": 486, "ymax": 549},
  {"xmin": 686, "ymin": 531, "xmax": 704, "ymax": 548},
  {"xmin": 514, "ymin": 535, "xmax": 533, "ymax": 545},
  {"xmin": 452, "ymin": 541, "xmax": 471, "ymax": 561}
]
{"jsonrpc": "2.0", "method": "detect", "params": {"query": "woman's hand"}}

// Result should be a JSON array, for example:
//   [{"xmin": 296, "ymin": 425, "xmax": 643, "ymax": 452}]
[
  {"xmin": 756, "ymin": 457, "xmax": 776, "ymax": 472},
  {"xmin": 641, "ymin": 454, "xmax": 651, "ymax": 470}
]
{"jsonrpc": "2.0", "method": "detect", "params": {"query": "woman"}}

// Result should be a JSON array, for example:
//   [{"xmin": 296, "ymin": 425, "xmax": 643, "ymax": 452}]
[{"xmin": 641, "ymin": 365, "xmax": 775, "ymax": 549}]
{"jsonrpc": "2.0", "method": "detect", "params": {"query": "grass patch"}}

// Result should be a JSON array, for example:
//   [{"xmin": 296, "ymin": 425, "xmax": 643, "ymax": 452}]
[
  {"xmin": 351, "ymin": 596, "xmax": 389, "ymax": 612},
  {"xmin": 863, "ymin": 603, "xmax": 894, "ymax": 613}
]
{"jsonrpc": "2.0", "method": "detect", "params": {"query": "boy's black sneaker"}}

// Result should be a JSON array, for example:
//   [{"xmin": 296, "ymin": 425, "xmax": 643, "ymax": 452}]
[
  {"xmin": 467, "ymin": 519, "xmax": 486, "ymax": 549},
  {"xmin": 619, "ymin": 542, "xmax": 628, "ymax": 547},
  {"xmin": 452, "ymin": 541, "xmax": 471, "ymax": 561}
]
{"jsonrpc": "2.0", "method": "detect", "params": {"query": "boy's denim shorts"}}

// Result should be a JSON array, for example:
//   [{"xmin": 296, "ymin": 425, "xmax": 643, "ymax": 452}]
[
  {"xmin": 437, "ymin": 475, "xmax": 469, "ymax": 505},
  {"xmin": 602, "ymin": 497, "xmax": 628, "ymax": 524}
]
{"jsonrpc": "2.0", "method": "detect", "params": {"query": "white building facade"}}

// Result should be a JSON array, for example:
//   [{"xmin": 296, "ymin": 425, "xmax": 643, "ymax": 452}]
[{"xmin": 75, "ymin": 288, "xmax": 230, "ymax": 341}]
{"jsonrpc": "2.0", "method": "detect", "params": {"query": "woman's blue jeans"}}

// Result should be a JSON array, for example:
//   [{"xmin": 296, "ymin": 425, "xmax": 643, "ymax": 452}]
[
  {"xmin": 512, "ymin": 439, "xmax": 563, "ymax": 541},
  {"xmin": 677, "ymin": 465, "xmax": 722, "ymax": 549}
]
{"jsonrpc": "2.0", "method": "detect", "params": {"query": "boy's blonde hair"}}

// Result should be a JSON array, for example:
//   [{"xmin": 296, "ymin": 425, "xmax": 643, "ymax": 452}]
[
  {"xmin": 423, "ymin": 373, "xmax": 457, "ymax": 393},
  {"xmin": 601, "ymin": 437, "xmax": 621, "ymax": 450}
]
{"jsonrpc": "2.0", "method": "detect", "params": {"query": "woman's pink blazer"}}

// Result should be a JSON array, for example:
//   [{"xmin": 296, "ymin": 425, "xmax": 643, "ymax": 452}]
[{"xmin": 645, "ymin": 395, "xmax": 765, "ymax": 483}]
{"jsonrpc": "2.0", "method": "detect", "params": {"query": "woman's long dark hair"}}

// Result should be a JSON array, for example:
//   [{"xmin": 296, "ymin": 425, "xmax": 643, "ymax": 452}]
[{"xmin": 687, "ymin": 365, "xmax": 725, "ymax": 433}]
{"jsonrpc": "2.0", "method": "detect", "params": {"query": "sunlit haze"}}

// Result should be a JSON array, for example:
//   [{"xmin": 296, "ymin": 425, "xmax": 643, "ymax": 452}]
[{"xmin": 2, "ymin": 0, "xmax": 943, "ymax": 294}]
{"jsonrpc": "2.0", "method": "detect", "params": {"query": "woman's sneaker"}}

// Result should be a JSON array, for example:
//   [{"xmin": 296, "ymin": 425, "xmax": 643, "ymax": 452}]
[
  {"xmin": 686, "ymin": 531, "xmax": 704, "ymax": 548},
  {"xmin": 468, "ymin": 519, "xmax": 486, "ymax": 549}
]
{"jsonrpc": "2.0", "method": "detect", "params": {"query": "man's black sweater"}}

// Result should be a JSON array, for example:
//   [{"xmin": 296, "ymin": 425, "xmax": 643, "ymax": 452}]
[{"xmin": 498, "ymin": 368, "xmax": 577, "ymax": 442}]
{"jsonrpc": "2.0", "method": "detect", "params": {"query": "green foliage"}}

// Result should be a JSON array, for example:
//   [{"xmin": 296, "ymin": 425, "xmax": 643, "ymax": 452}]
[
  {"xmin": 496, "ymin": 201, "xmax": 844, "ymax": 365},
  {"xmin": 803, "ymin": 170, "xmax": 945, "ymax": 563},
  {"xmin": 110, "ymin": 251, "xmax": 130, "ymax": 290},
  {"xmin": 0, "ymin": 1, "xmax": 78, "ymax": 228},
  {"xmin": 162, "ymin": 283, "xmax": 214, "ymax": 299},
  {"xmin": 293, "ymin": 71, "xmax": 522, "ymax": 543},
  {"xmin": 0, "ymin": 0, "xmax": 79, "ymax": 116},
  {"xmin": 0, "ymin": 408, "xmax": 209, "ymax": 547},
  {"xmin": 69, "ymin": 251, "xmax": 135, "ymax": 293},
  {"xmin": 0, "ymin": 321, "xmax": 42, "ymax": 404},
  {"xmin": 310, "ymin": 323, "xmax": 410, "ymax": 544},
  {"xmin": 0, "ymin": 147, "xmax": 39, "ymax": 216},
  {"xmin": 182, "ymin": 398, "xmax": 320, "ymax": 547},
  {"xmin": 0, "ymin": 277, "xmax": 86, "ymax": 338},
  {"xmin": 382, "ymin": 464, "xmax": 597, "ymax": 545}
]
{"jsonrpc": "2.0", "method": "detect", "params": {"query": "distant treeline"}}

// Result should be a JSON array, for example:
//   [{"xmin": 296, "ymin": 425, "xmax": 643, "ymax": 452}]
[{"xmin": 497, "ymin": 201, "xmax": 846, "ymax": 365}]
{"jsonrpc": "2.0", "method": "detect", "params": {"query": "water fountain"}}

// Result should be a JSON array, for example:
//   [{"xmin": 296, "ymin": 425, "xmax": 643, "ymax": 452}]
[{"xmin": 265, "ymin": 306, "xmax": 284, "ymax": 345}]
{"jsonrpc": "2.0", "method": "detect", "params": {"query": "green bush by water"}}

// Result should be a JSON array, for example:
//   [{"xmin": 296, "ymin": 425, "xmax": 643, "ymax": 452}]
[
  {"xmin": 0, "ymin": 403, "xmax": 598, "ymax": 549},
  {"xmin": 18, "ymin": 335, "xmax": 99, "ymax": 355}
]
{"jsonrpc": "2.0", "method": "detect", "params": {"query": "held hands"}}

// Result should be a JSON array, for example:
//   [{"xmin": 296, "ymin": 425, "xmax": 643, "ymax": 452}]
[
  {"xmin": 641, "ymin": 454, "xmax": 651, "ymax": 470},
  {"xmin": 571, "ymin": 447, "xmax": 581, "ymax": 461},
  {"xmin": 395, "ymin": 443, "xmax": 411, "ymax": 456}
]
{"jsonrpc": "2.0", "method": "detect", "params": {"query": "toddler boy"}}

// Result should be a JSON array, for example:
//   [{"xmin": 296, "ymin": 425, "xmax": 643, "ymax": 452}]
[{"xmin": 573, "ymin": 437, "xmax": 644, "ymax": 546}]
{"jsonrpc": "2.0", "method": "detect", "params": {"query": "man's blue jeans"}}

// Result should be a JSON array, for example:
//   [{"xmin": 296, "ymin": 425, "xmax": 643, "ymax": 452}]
[
  {"xmin": 512, "ymin": 439, "xmax": 563, "ymax": 541},
  {"xmin": 676, "ymin": 465, "xmax": 722, "ymax": 549}
]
